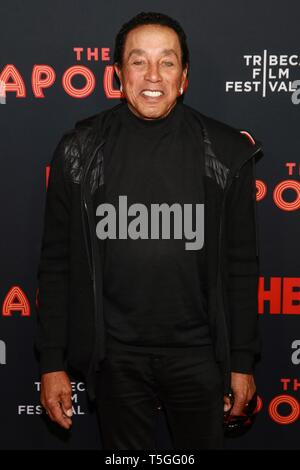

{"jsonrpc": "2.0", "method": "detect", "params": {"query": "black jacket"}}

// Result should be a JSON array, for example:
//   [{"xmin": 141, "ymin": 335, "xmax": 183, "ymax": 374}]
[{"xmin": 35, "ymin": 101, "xmax": 263, "ymax": 401}]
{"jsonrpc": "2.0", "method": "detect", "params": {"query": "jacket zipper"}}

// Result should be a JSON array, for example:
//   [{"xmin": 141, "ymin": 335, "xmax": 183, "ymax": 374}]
[
  {"xmin": 81, "ymin": 140, "xmax": 106, "ymax": 389},
  {"xmin": 81, "ymin": 141, "xmax": 105, "ymax": 279},
  {"xmin": 218, "ymin": 144, "xmax": 262, "ymax": 394}
]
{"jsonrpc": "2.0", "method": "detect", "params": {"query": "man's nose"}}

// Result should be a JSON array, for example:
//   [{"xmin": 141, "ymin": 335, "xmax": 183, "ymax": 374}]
[{"xmin": 144, "ymin": 63, "xmax": 162, "ymax": 82}]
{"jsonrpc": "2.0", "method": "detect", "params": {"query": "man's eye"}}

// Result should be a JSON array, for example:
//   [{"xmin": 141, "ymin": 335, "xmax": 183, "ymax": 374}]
[
  {"xmin": 133, "ymin": 61, "xmax": 144, "ymax": 65},
  {"xmin": 163, "ymin": 62, "xmax": 174, "ymax": 66}
]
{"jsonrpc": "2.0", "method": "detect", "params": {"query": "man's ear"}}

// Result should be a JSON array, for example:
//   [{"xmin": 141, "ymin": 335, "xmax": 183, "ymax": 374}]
[{"xmin": 181, "ymin": 64, "xmax": 188, "ymax": 88}]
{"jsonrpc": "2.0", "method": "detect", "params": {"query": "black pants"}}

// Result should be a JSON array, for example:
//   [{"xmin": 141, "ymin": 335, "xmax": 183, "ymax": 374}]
[{"xmin": 94, "ymin": 341, "xmax": 224, "ymax": 450}]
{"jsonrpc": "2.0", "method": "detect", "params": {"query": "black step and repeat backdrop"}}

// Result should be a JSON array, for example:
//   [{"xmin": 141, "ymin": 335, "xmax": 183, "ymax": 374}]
[{"xmin": 1, "ymin": 0, "xmax": 300, "ymax": 450}]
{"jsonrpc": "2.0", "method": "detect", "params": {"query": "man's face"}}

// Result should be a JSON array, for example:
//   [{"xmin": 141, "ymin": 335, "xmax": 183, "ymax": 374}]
[{"xmin": 114, "ymin": 24, "xmax": 188, "ymax": 120}]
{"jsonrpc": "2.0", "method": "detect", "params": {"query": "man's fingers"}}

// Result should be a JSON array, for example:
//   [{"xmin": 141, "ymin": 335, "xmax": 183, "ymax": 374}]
[
  {"xmin": 44, "ymin": 407, "xmax": 55, "ymax": 421},
  {"xmin": 223, "ymin": 395, "xmax": 232, "ymax": 413},
  {"xmin": 40, "ymin": 371, "xmax": 73, "ymax": 429},
  {"xmin": 61, "ymin": 393, "xmax": 73, "ymax": 418},
  {"xmin": 47, "ymin": 401, "xmax": 72, "ymax": 429},
  {"xmin": 45, "ymin": 406, "xmax": 71, "ymax": 429},
  {"xmin": 229, "ymin": 372, "xmax": 256, "ymax": 416},
  {"xmin": 230, "ymin": 395, "xmax": 247, "ymax": 416}
]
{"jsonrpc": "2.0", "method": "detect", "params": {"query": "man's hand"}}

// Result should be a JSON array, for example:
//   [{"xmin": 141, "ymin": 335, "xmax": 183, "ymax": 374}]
[
  {"xmin": 40, "ymin": 371, "xmax": 73, "ymax": 429},
  {"xmin": 224, "ymin": 372, "xmax": 256, "ymax": 415}
]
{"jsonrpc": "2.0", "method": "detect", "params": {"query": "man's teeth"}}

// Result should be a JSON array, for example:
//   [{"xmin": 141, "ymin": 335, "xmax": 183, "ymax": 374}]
[{"xmin": 142, "ymin": 90, "xmax": 163, "ymax": 97}]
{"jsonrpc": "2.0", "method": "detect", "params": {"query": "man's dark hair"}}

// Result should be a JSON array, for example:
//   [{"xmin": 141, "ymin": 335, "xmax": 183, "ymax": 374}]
[{"xmin": 113, "ymin": 11, "xmax": 190, "ymax": 75}]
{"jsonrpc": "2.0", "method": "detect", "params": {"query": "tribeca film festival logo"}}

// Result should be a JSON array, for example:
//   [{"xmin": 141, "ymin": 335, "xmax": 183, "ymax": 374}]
[
  {"xmin": 18, "ymin": 381, "xmax": 86, "ymax": 417},
  {"xmin": 225, "ymin": 51, "xmax": 300, "ymax": 104},
  {"xmin": 95, "ymin": 196, "xmax": 204, "ymax": 251}
]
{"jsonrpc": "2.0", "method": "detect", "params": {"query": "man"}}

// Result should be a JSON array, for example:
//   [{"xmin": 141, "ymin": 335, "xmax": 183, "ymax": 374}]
[{"xmin": 35, "ymin": 11, "xmax": 262, "ymax": 449}]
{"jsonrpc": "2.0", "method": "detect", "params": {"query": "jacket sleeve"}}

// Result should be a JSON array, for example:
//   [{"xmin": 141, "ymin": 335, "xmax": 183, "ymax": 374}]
[
  {"xmin": 34, "ymin": 134, "xmax": 72, "ymax": 376},
  {"xmin": 224, "ymin": 154, "xmax": 262, "ymax": 374}
]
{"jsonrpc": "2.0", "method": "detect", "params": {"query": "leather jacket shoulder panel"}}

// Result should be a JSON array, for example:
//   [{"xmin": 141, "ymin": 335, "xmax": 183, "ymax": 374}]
[
  {"xmin": 181, "ymin": 104, "xmax": 230, "ymax": 190},
  {"xmin": 202, "ymin": 121, "xmax": 230, "ymax": 190},
  {"xmin": 61, "ymin": 104, "xmax": 123, "ymax": 187},
  {"xmin": 183, "ymin": 104, "xmax": 262, "ymax": 179},
  {"xmin": 59, "ymin": 128, "xmax": 84, "ymax": 184}
]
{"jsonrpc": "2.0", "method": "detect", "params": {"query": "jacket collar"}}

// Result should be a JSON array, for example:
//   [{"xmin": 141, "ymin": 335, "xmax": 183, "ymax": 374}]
[{"xmin": 75, "ymin": 102, "xmax": 263, "ymax": 185}]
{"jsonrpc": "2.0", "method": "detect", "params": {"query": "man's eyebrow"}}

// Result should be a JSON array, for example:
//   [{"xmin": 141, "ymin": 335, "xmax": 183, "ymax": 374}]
[{"xmin": 128, "ymin": 48, "xmax": 179, "ymax": 60}]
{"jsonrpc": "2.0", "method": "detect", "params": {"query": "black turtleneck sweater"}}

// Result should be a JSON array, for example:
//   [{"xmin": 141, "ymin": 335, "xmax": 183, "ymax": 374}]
[{"xmin": 96, "ymin": 100, "xmax": 211, "ymax": 352}]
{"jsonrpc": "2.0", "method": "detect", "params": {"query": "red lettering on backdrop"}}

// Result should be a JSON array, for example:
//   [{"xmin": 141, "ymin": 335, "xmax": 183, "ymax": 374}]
[
  {"xmin": 0, "ymin": 64, "xmax": 26, "ymax": 97},
  {"xmin": 72, "ymin": 47, "xmax": 110, "ymax": 61},
  {"xmin": 269, "ymin": 395, "xmax": 299, "ymax": 425},
  {"xmin": 62, "ymin": 66, "xmax": 96, "ymax": 98},
  {"xmin": 259, "ymin": 277, "xmax": 300, "ymax": 314},
  {"xmin": 273, "ymin": 180, "xmax": 300, "ymax": 211},
  {"xmin": 45, "ymin": 165, "xmax": 50, "ymax": 190},
  {"xmin": 73, "ymin": 47, "xmax": 84, "ymax": 60},
  {"xmin": 286, "ymin": 162, "xmax": 297, "ymax": 175},
  {"xmin": 0, "ymin": 62, "xmax": 186, "ymax": 101},
  {"xmin": 280, "ymin": 378, "xmax": 300, "ymax": 392},
  {"xmin": 103, "ymin": 65, "xmax": 122, "ymax": 99},
  {"xmin": 2, "ymin": 286, "xmax": 30, "ymax": 317},
  {"xmin": 293, "ymin": 379, "xmax": 300, "ymax": 391},
  {"xmin": 32, "ymin": 65, "xmax": 56, "ymax": 98},
  {"xmin": 240, "ymin": 130, "xmax": 256, "ymax": 145},
  {"xmin": 258, "ymin": 277, "xmax": 282, "ymax": 314},
  {"xmin": 283, "ymin": 278, "xmax": 300, "ymax": 314},
  {"xmin": 256, "ymin": 180, "xmax": 267, "ymax": 201}
]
